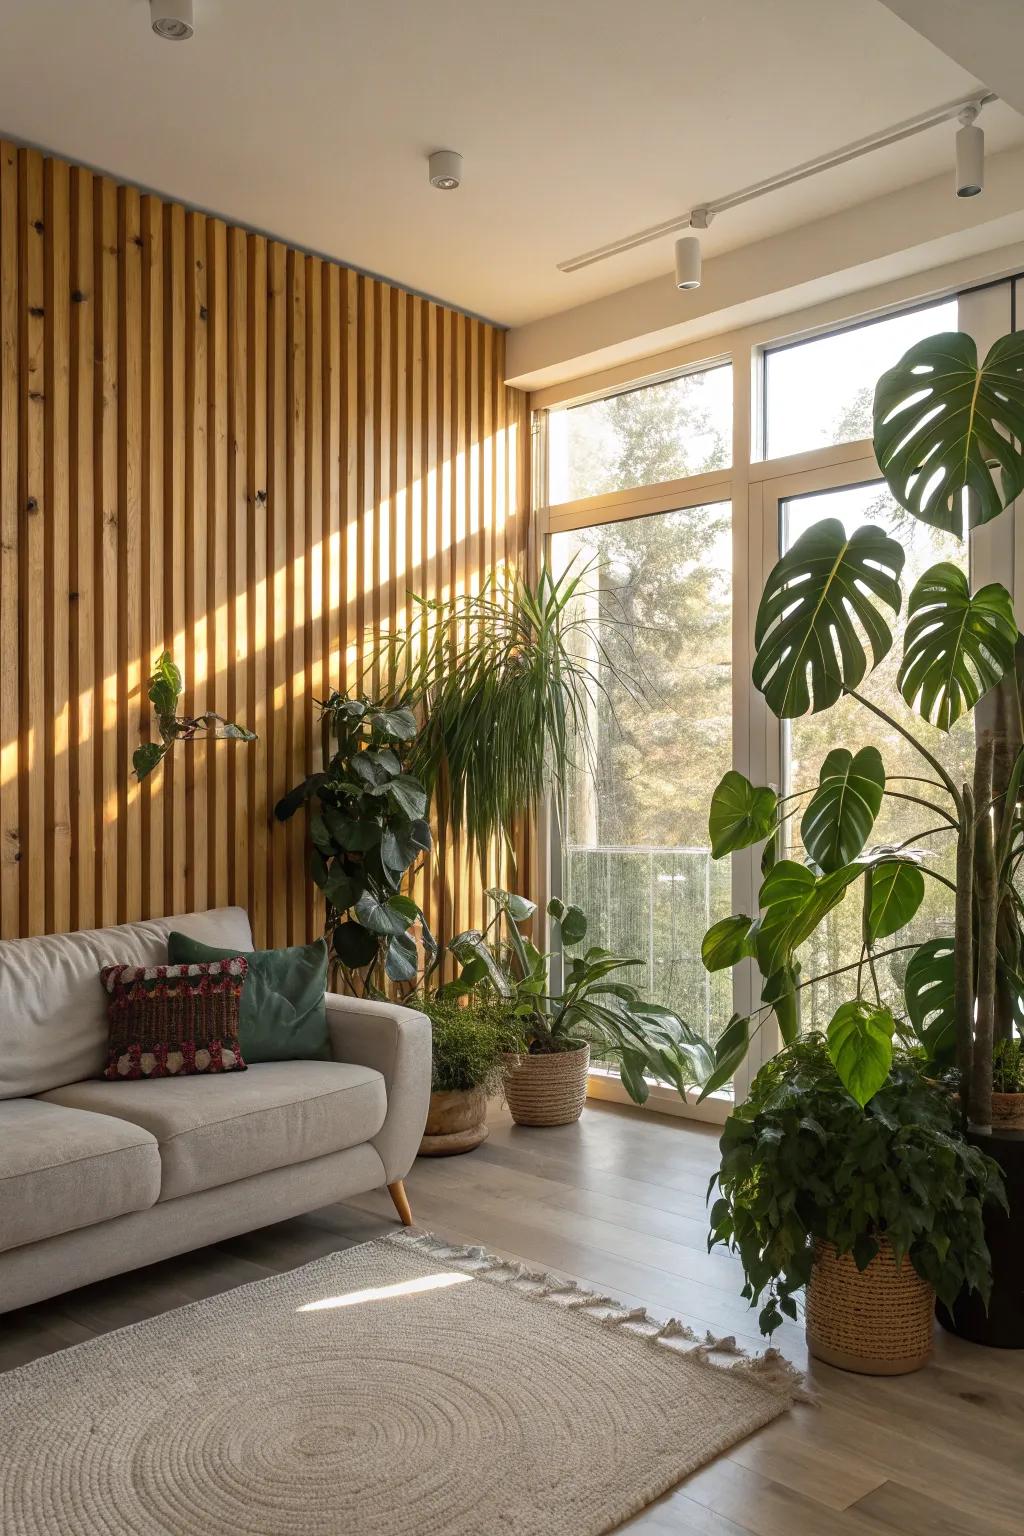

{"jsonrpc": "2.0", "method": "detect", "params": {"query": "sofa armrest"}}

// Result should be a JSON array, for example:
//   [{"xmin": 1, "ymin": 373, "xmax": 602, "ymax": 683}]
[{"xmin": 324, "ymin": 992, "xmax": 431, "ymax": 1184}]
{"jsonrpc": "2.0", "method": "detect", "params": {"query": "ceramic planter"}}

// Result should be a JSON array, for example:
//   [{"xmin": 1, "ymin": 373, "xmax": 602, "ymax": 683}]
[{"xmin": 418, "ymin": 1088, "xmax": 489, "ymax": 1157}]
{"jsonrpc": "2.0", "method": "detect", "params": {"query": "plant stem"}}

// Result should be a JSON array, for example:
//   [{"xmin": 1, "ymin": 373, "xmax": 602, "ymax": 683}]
[
  {"xmin": 748, "ymin": 944, "xmax": 922, "ymax": 1021},
  {"xmin": 847, "ymin": 689, "xmax": 963, "ymax": 817},
  {"xmin": 882, "ymin": 790, "xmax": 959, "ymax": 828}
]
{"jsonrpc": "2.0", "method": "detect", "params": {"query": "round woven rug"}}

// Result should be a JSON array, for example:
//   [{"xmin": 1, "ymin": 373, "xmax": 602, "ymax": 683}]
[{"xmin": 0, "ymin": 1232, "xmax": 800, "ymax": 1536}]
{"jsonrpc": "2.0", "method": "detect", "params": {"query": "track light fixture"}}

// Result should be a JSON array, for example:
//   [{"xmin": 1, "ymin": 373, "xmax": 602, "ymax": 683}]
[
  {"xmin": 955, "ymin": 105, "xmax": 984, "ymax": 198},
  {"xmin": 556, "ymin": 88, "xmax": 996, "ymax": 295},
  {"xmin": 674, "ymin": 235, "xmax": 702, "ymax": 291}
]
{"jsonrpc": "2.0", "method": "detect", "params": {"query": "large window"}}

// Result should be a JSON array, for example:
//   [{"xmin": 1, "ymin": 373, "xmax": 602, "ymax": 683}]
[
  {"xmin": 548, "ymin": 363, "xmax": 732, "ymax": 503},
  {"xmin": 782, "ymin": 481, "xmax": 972, "ymax": 1029},
  {"xmin": 763, "ymin": 300, "xmax": 957, "ymax": 459},
  {"xmin": 543, "ymin": 275, "xmax": 1021, "ymax": 1116},
  {"xmin": 551, "ymin": 502, "xmax": 732, "ymax": 1048}
]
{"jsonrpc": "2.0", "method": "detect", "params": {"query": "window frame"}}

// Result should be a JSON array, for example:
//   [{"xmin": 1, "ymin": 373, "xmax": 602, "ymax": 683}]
[{"xmin": 537, "ymin": 272, "xmax": 1024, "ymax": 1122}]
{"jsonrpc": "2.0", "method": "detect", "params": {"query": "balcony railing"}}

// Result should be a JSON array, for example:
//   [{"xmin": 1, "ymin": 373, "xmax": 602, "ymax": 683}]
[{"xmin": 564, "ymin": 844, "xmax": 732, "ymax": 1047}]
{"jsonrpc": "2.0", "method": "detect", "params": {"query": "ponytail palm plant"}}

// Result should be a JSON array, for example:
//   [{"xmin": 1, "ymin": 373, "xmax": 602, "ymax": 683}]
[
  {"xmin": 699, "ymin": 329, "xmax": 1024, "ymax": 1131},
  {"xmin": 380, "ymin": 561, "xmax": 641, "ymax": 868}
]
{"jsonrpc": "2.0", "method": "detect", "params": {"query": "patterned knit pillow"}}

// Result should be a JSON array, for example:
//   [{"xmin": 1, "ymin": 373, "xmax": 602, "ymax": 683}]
[{"xmin": 99, "ymin": 958, "xmax": 248, "ymax": 1080}]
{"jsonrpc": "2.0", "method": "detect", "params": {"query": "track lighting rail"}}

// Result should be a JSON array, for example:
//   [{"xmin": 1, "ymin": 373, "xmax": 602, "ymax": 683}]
[{"xmin": 557, "ymin": 88, "xmax": 997, "ymax": 274}]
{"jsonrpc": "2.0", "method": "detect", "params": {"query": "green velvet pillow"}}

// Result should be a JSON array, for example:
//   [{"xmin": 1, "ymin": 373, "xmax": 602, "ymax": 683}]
[{"xmin": 166, "ymin": 933, "xmax": 330, "ymax": 1064}]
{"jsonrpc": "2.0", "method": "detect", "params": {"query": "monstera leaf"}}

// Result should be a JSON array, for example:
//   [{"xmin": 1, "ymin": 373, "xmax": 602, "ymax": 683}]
[
  {"xmin": 897, "ymin": 564, "xmax": 1017, "ymax": 730},
  {"xmin": 874, "ymin": 331, "xmax": 1024, "ymax": 535},
  {"xmin": 904, "ymin": 937, "xmax": 956, "ymax": 1065},
  {"xmin": 753, "ymin": 520, "xmax": 904, "ymax": 718},
  {"xmin": 708, "ymin": 772, "xmax": 777, "ymax": 858},
  {"xmin": 800, "ymin": 747, "xmax": 885, "ymax": 873}
]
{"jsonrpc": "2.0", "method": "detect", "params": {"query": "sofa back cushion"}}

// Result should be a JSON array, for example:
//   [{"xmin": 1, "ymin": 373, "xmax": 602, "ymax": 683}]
[{"xmin": 0, "ymin": 907, "xmax": 254, "ymax": 1099}]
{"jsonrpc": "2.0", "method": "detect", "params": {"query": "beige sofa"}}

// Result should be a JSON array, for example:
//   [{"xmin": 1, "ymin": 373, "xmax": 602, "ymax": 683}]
[{"xmin": 0, "ymin": 906, "xmax": 430, "ymax": 1315}]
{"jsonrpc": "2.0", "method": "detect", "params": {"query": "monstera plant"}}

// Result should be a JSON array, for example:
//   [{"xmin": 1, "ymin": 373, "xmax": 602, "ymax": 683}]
[{"xmin": 699, "ymin": 328, "xmax": 1024, "ymax": 1135}]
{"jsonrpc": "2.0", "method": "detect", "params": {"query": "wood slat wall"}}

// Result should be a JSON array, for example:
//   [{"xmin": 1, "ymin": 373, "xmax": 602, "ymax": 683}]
[{"xmin": 0, "ymin": 140, "xmax": 532, "ymax": 949}]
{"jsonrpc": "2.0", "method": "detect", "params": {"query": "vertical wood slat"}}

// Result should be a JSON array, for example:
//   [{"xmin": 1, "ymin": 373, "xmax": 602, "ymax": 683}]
[
  {"xmin": 0, "ymin": 144, "xmax": 19, "ymax": 933},
  {"xmin": 0, "ymin": 138, "xmax": 530, "ymax": 948}
]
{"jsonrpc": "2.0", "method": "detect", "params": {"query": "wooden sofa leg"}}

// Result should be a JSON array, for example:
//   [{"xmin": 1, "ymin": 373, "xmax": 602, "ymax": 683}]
[{"xmin": 388, "ymin": 1180, "xmax": 414, "ymax": 1227}]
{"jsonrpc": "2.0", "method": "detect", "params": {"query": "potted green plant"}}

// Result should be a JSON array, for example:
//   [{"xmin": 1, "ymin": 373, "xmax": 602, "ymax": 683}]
[
  {"xmin": 694, "ymin": 326, "xmax": 1024, "ymax": 1348},
  {"xmin": 275, "ymin": 696, "xmax": 435, "ymax": 993},
  {"xmin": 416, "ymin": 994, "xmax": 523, "ymax": 1156},
  {"xmin": 709, "ymin": 1035, "xmax": 1005, "ymax": 1374},
  {"xmin": 444, "ymin": 888, "xmax": 712, "ymax": 1126},
  {"xmin": 376, "ymin": 561, "xmax": 642, "ymax": 865},
  {"xmin": 992, "ymin": 1038, "xmax": 1024, "ymax": 1131}
]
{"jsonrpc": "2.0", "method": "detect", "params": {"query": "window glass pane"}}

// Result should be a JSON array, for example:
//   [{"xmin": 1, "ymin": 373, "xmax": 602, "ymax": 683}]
[
  {"xmin": 783, "ymin": 481, "xmax": 972, "ymax": 1030},
  {"xmin": 548, "ymin": 364, "xmax": 731, "ymax": 503},
  {"xmin": 552, "ymin": 500, "xmax": 732, "ymax": 1048},
  {"xmin": 764, "ymin": 300, "xmax": 958, "ymax": 460}
]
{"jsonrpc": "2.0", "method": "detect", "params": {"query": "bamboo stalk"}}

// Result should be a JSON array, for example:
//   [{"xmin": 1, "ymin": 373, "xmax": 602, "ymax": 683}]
[{"xmin": 954, "ymin": 780, "xmax": 975, "ymax": 1128}]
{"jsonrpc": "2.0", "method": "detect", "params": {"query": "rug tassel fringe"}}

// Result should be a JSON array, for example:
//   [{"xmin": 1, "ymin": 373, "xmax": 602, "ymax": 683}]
[{"xmin": 387, "ymin": 1228, "xmax": 808, "ymax": 1405}]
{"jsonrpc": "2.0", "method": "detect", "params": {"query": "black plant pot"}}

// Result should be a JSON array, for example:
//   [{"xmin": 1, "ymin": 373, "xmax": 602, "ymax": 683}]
[{"xmin": 937, "ymin": 1127, "xmax": 1024, "ymax": 1348}]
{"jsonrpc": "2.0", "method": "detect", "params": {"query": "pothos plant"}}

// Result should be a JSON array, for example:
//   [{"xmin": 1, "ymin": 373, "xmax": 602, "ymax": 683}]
[
  {"xmin": 698, "ymin": 329, "xmax": 1024, "ymax": 1130},
  {"xmin": 133, "ymin": 651, "xmax": 256, "ymax": 781},
  {"xmin": 275, "ymin": 695, "xmax": 435, "ymax": 993}
]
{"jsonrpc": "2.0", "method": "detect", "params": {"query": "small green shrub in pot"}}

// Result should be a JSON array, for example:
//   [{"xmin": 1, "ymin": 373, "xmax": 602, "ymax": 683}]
[
  {"xmin": 992, "ymin": 1038, "xmax": 1024, "ymax": 1130},
  {"xmin": 709, "ymin": 1035, "xmax": 1005, "ymax": 1373},
  {"xmin": 415, "ymin": 994, "xmax": 522, "ymax": 1157}
]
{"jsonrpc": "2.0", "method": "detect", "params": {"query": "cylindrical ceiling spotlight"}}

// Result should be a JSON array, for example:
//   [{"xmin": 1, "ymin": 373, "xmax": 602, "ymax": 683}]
[
  {"xmin": 428, "ymin": 150, "xmax": 463, "ymax": 190},
  {"xmin": 955, "ymin": 107, "xmax": 984, "ymax": 198},
  {"xmin": 674, "ymin": 235, "xmax": 701, "ymax": 291},
  {"xmin": 150, "ymin": 1, "xmax": 194, "ymax": 40}
]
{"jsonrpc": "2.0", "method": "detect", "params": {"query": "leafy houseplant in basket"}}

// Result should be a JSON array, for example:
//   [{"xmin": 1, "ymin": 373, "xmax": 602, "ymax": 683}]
[
  {"xmin": 275, "ymin": 696, "xmax": 435, "ymax": 994},
  {"xmin": 444, "ymin": 888, "xmax": 713, "ymax": 1127},
  {"xmin": 709, "ymin": 1036, "xmax": 1005, "ymax": 1374},
  {"xmin": 415, "ymin": 994, "xmax": 523, "ymax": 1156},
  {"xmin": 697, "ymin": 327, "xmax": 1024, "ymax": 1354}
]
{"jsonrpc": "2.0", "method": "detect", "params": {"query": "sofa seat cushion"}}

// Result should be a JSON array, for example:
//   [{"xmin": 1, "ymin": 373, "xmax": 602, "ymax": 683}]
[
  {"xmin": 0, "ymin": 1099, "xmax": 161, "ymax": 1254},
  {"xmin": 39, "ymin": 1061, "xmax": 388, "ymax": 1202}
]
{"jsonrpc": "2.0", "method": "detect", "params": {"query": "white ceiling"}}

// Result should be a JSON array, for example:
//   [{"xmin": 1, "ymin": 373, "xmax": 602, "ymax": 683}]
[{"xmin": 0, "ymin": 0, "xmax": 1021, "ymax": 327}]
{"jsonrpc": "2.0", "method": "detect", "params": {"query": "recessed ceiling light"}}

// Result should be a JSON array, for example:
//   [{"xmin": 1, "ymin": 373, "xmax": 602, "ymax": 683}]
[
  {"xmin": 150, "ymin": 1, "xmax": 195, "ymax": 41},
  {"xmin": 429, "ymin": 150, "xmax": 463, "ymax": 191}
]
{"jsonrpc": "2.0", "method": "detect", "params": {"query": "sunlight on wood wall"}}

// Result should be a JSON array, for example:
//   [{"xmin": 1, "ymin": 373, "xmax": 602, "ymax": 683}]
[{"xmin": 0, "ymin": 140, "xmax": 531, "ymax": 949}]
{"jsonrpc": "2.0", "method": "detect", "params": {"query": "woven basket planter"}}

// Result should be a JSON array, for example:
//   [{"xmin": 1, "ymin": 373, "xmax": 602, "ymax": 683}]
[
  {"xmin": 418, "ymin": 1088, "xmax": 489, "ymax": 1157},
  {"xmin": 806, "ymin": 1239, "xmax": 934, "ymax": 1375},
  {"xmin": 503, "ymin": 1044, "xmax": 590, "ymax": 1127},
  {"xmin": 992, "ymin": 1091, "xmax": 1024, "ymax": 1131}
]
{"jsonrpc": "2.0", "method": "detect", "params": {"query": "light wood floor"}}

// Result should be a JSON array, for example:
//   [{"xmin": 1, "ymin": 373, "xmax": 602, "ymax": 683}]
[{"xmin": 3, "ymin": 1099, "xmax": 1022, "ymax": 1533}]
